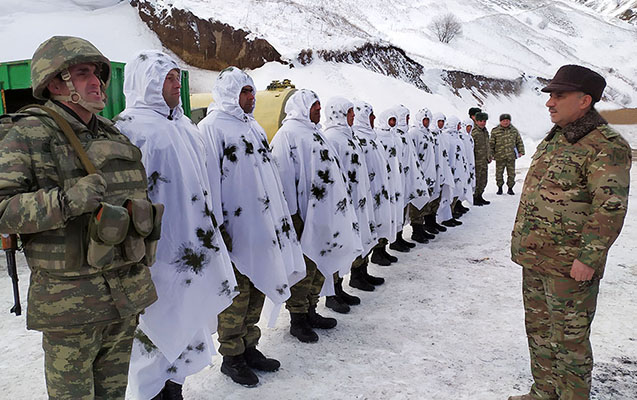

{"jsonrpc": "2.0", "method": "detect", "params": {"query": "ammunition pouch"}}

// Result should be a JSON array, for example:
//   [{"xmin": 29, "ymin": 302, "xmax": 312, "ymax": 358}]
[
  {"xmin": 143, "ymin": 203, "xmax": 164, "ymax": 267},
  {"xmin": 87, "ymin": 203, "xmax": 130, "ymax": 268}
]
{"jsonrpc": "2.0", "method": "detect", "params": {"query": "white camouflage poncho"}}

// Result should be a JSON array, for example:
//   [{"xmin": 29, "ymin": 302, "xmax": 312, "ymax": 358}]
[
  {"xmin": 375, "ymin": 108, "xmax": 405, "ymax": 231},
  {"xmin": 408, "ymin": 108, "xmax": 439, "ymax": 201},
  {"xmin": 352, "ymin": 101, "xmax": 396, "ymax": 241},
  {"xmin": 461, "ymin": 118, "xmax": 477, "ymax": 196},
  {"xmin": 445, "ymin": 116, "xmax": 472, "ymax": 203},
  {"xmin": 323, "ymin": 97, "xmax": 377, "ymax": 255},
  {"xmin": 393, "ymin": 104, "xmax": 428, "ymax": 210},
  {"xmin": 198, "ymin": 67, "xmax": 305, "ymax": 316},
  {"xmin": 431, "ymin": 113, "xmax": 456, "ymax": 221},
  {"xmin": 270, "ymin": 90, "xmax": 362, "ymax": 293},
  {"xmin": 115, "ymin": 51, "xmax": 238, "ymax": 400}
]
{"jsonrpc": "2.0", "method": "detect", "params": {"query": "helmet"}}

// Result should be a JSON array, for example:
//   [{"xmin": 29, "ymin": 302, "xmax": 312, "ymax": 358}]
[{"xmin": 31, "ymin": 36, "xmax": 111, "ymax": 100}]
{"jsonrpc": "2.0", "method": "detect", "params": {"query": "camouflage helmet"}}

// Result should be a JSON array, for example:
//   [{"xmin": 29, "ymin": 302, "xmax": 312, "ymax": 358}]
[{"xmin": 31, "ymin": 36, "xmax": 111, "ymax": 100}]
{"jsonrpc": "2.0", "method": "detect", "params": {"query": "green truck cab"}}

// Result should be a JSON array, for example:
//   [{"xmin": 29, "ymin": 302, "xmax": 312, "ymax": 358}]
[{"xmin": 1, "ymin": 59, "xmax": 191, "ymax": 118}]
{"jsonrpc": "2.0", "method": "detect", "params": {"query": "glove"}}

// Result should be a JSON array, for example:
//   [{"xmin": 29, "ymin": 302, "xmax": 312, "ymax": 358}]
[{"xmin": 63, "ymin": 174, "xmax": 107, "ymax": 217}]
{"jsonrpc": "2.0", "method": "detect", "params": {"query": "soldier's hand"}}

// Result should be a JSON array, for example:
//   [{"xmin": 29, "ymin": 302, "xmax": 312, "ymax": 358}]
[
  {"xmin": 570, "ymin": 259, "xmax": 595, "ymax": 281},
  {"xmin": 63, "ymin": 174, "xmax": 107, "ymax": 217}
]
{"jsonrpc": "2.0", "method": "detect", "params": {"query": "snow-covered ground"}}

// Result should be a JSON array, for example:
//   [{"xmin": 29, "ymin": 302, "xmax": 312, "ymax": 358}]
[{"xmin": 1, "ymin": 157, "xmax": 636, "ymax": 399}]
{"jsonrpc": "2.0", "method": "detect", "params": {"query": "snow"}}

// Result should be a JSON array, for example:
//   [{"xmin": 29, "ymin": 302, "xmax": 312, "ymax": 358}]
[
  {"xmin": 1, "ymin": 0, "xmax": 636, "ymax": 398},
  {"xmin": 1, "ymin": 164, "xmax": 636, "ymax": 399}
]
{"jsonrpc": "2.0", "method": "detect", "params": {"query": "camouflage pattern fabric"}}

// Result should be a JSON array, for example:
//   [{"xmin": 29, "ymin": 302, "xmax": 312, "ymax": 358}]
[
  {"xmin": 523, "ymin": 268, "xmax": 599, "ymax": 400},
  {"xmin": 495, "ymin": 157, "xmax": 517, "ymax": 189},
  {"xmin": 0, "ymin": 101, "xmax": 157, "ymax": 330},
  {"xmin": 42, "ymin": 316, "xmax": 137, "ymax": 400},
  {"xmin": 471, "ymin": 126, "xmax": 490, "ymax": 195},
  {"xmin": 217, "ymin": 266, "xmax": 265, "ymax": 356},
  {"xmin": 489, "ymin": 124, "xmax": 525, "ymax": 162},
  {"xmin": 511, "ymin": 110, "xmax": 631, "ymax": 278}
]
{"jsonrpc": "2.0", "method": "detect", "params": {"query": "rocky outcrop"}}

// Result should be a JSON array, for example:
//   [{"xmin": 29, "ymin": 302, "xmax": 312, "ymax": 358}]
[
  {"xmin": 442, "ymin": 71, "xmax": 551, "ymax": 103},
  {"xmin": 130, "ymin": 0, "xmax": 283, "ymax": 70},
  {"xmin": 298, "ymin": 43, "xmax": 431, "ymax": 92}
]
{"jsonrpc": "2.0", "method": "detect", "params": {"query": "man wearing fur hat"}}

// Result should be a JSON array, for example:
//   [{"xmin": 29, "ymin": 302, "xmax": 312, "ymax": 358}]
[
  {"xmin": 509, "ymin": 65, "xmax": 631, "ymax": 400},
  {"xmin": 471, "ymin": 112, "xmax": 491, "ymax": 205}
]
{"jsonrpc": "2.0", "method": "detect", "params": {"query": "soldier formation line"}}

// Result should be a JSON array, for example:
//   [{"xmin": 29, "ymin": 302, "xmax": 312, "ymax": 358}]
[{"xmin": 0, "ymin": 36, "xmax": 631, "ymax": 400}]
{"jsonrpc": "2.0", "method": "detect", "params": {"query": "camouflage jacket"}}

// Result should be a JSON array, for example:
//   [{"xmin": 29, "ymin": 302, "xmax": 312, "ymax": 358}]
[
  {"xmin": 471, "ymin": 125, "xmax": 490, "ymax": 164},
  {"xmin": 489, "ymin": 124, "xmax": 524, "ymax": 161},
  {"xmin": 0, "ymin": 101, "xmax": 157, "ymax": 330},
  {"xmin": 511, "ymin": 109, "xmax": 631, "ymax": 278}
]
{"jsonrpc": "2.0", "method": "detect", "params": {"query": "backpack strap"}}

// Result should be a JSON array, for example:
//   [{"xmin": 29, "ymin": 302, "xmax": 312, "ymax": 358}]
[{"xmin": 18, "ymin": 104, "xmax": 97, "ymax": 174}]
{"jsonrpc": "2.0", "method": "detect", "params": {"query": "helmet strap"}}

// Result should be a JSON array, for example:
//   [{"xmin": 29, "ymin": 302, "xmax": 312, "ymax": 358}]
[{"xmin": 51, "ymin": 68, "xmax": 106, "ymax": 114}]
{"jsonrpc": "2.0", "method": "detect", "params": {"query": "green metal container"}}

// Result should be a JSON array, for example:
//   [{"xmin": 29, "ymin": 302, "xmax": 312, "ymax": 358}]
[{"xmin": 0, "ymin": 59, "xmax": 191, "ymax": 119}]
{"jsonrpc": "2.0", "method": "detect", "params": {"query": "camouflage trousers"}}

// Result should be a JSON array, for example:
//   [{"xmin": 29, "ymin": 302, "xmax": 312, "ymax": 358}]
[
  {"xmin": 42, "ymin": 316, "xmax": 138, "ymax": 400},
  {"xmin": 474, "ymin": 160, "xmax": 488, "ymax": 196},
  {"xmin": 286, "ymin": 255, "xmax": 325, "ymax": 313},
  {"xmin": 495, "ymin": 158, "xmax": 516, "ymax": 188},
  {"xmin": 523, "ymin": 268, "xmax": 599, "ymax": 400},
  {"xmin": 217, "ymin": 266, "xmax": 265, "ymax": 356},
  {"xmin": 409, "ymin": 197, "xmax": 441, "ymax": 225}
]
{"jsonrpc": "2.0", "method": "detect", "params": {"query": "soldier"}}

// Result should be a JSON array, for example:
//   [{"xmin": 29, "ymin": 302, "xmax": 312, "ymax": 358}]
[
  {"xmin": 471, "ymin": 112, "xmax": 491, "ymax": 205},
  {"xmin": 509, "ymin": 65, "xmax": 631, "ymax": 400},
  {"xmin": 115, "ymin": 51, "xmax": 239, "ymax": 398},
  {"xmin": 0, "ymin": 36, "xmax": 158, "ymax": 399},
  {"xmin": 198, "ymin": 67, "xmax": 306, "ymax": 385},
  {"xmin": 468, "ymin": 107, "xmax": 482, "ymax": 124},
  {"xmin": 431, "ymin": 113, "xmax": 460, "ymax": 227},
  {"xmin": 490, "ymin": 113, "xmax": 525, "ymax": 195},
  {"xmin": 270, "ymin": 89, "xmax": 362, "ymax": 343}
]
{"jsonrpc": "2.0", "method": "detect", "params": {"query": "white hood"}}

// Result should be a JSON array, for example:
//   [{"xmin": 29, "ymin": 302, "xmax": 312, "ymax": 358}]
[
  {"xmin": 210, "ymin": 66, "xmax": 256, "ymax": 122},
  {"xmin": 376, "ymin": 108, "xmax": 397, "ymax": 132},
  {"xmin": 324, "ymin": 96, "xmax": 354, "ymax": 130},
  {"xmin": 282, "ymin": 88, "xmax": 321, "ymax": 129},
  {"xmin": 123, "ymin": 50, "xmax": 183, "ymax": 119}
]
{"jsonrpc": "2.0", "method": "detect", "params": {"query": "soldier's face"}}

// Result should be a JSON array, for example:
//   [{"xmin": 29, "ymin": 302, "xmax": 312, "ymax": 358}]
[
  {"xmin": 369, "ymin": 112, "xmax": 376, "ymax": 129},
  {"xmin": 346, "ymin": 108, "xmax": 355, "ymax": 127},
  {"xmin": 466, "ymin": 125, "xmax": 472, "ymax": 133},
  {"xmin": 476, "ymin": 120, "xmax": 487, "ymax": 129},
  {"xmin": 437, "ymin": 120, "xmax": 444, "ymax": 129},
  {"xmin": 500, "ymin": 119, "xmax": 511, "ymax": 128},
  {"xmin": 388, "ymin": 117, "xmax": 396, "ymax": 127},
  {"xmin": 239, "ymin": 85, "xmax": 255, "ymax": 113},
  {"xmin": 162, "ymin": 69, "xmax": 181, "ymax": 109},
  {"xmin": 545, "ymin": 91, "xmax": 592, "ymax": 128},
  {"xmin": 49, "ymin": 63, "xmax": 102, "ymax": 104},
  {"xmin": 309, "ymin": 101, "xmax": 321, "ymax": 124},
  {"xmin": 422, "ymin": 118, "xmax": 430, "ymax": 128}
]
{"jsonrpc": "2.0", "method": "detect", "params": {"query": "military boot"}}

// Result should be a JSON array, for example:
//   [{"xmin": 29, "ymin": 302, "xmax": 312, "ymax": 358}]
[
  {"xmin": 423, "ymin": 215, "xmax": 440, "ymax": 234},
  {"xmin": 349, "ymin": 266, "xmax": 375, "ymax": 292},
  {"xmin": 442, "ymin": 218, "xmax": 462, "ymax": 227},
  {"xmin": 243, "ymin": 347, "xmax": 280, "ymax": 372},
  {"xmin": 507, "ymin": 186, "xmax": 515, "ymax": 195},
  {"xmin": 507, "ymin": 394, "xmax": 534, "ymax": 400},
  {"xmin": 289, "ymin": 313, "xmax": 319, "ymax": 343},
  {"xmin": 151, "ymin": 380, "xmax": 184, "ymax": 400},
  {"xmin": 380, "ymin": 247, "xmax": 399, "ymax": 262},
  {"xmin": 479, "ymin": 194, "xmax": 490, "ymax": 205},
  {"xmin": 473, "ymin": 194, "xmax": 485, "ymax": 206},
  {"xmin": 308, "ymin": 305, "xmax": 337, "ymax": 329},
  {"xmin": 411, "ymin": 224, "xmax": 433, "ymax": 243},
  {"xmin": 370, "ymin": 248, "xmax": 392, "ymax": 266},
  {"xmin": 334, "ymin": 276, "xmax": 360, "ymax": 305},
  {"xmin": 362, "ymin": 263, "xmax": 385, "ymax": 285},
  {"xmin": 221, "ymin": 354, "xmax": 259, "ymax": 387},
  {"xmin": 497, "ymin": 186, "xmax": 503, "ymax": 195},
  {"xmin": 325, "ymin": 295, "xmax": 350, "ymax": 313},
  {"xmin": 396, "ymin": 230, "xmax": 416, "ymax": 248}
]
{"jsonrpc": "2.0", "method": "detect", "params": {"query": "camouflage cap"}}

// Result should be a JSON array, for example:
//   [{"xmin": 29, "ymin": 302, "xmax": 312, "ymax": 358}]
[
  {"xmin": 31, "ymin": 36, "xmax": 111, "ymax": 100},
  {"xmin": 500, "ymin": 113, "xmax": 511, "ymax": 121}
]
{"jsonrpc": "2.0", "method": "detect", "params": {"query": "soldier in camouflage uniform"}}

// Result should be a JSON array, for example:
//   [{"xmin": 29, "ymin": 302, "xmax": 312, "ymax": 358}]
[
  {"xmin": 0, "ymin": 36, "xmax": 158, "ymax": 399},
  {"xmin": 490, "ymin": 113, "xmax": 525, "ymax": 195},
  {"xmin": 509, "ymin": 65, "xmax": 631, "ymax": 400},
  {"xmin": 471, "ymin": 112, "xmax": 491, "ymax": 205}
]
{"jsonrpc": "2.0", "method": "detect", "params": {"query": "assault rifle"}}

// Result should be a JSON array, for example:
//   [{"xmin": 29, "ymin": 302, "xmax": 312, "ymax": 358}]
[{"xmin": 1, "ymin": 233, "xmax": 21, "ymax": 316}]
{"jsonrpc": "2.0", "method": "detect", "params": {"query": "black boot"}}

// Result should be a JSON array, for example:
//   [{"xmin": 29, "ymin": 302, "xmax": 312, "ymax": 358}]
[
  {"xmin": 289, "ymin": 313, "xmax": 319, "ymax": 343},
  {"xmin": 411, "ymin": 224, "xmax": 433, "ymax": 243},
  {"xmin": 396, "ymin": 230, "xmax": 416, "ymax": 248},
  {"xmin": 380, "ymin": 246, "xmax": 399, "ymax": 262},
  {"xmin": 370, "ymin": 248, "xmax": 391, "ymax": 266},
  {"xmin": 221, "ymin": 354, "xmax": 259, "ymax": 387},
  {"xmin": 349, "ymin": 266, "xmax": 375, "ymax": 292},
  {"xmin": 423, "ymin": 215, "xmax": 440, "ymax": 234},
  {"xmin": 497, "ymin": 186, "xmax": 503, "ymax": 195},
  {"xmin": 151, "ymin": 381, "xmax": 184, "ymax": 400},
  {"xmin": 479, "ymin": 194, "xmax": 490, "ymax": 205},
  {"xmin": 243, "ymin": 347, "xmax": 280, "ymax": 372},
  {"xmin": 507, "ymin": 186, "xmax": 515, "ymax": 195},
  {"xmin": 442, "ymin": 218, "xmax": 462, "ymax": 227},
  {"xmin": 325, "ymin": 295, "xmax": 350, "ymax": 313},
  {"xmin": 473, "ymin": 195, "xmax": 485, "ymax": 206},
  {"xmin": 361, "ymin": 262, "xmax": 385, "ymax": 286},
  {"xmin": 334, "ymin": 277, "xmax": 360, "ymax": 305},
  {"xmin": 308, "ymin": 305, "xmax": 337, "ymax": 329}
]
